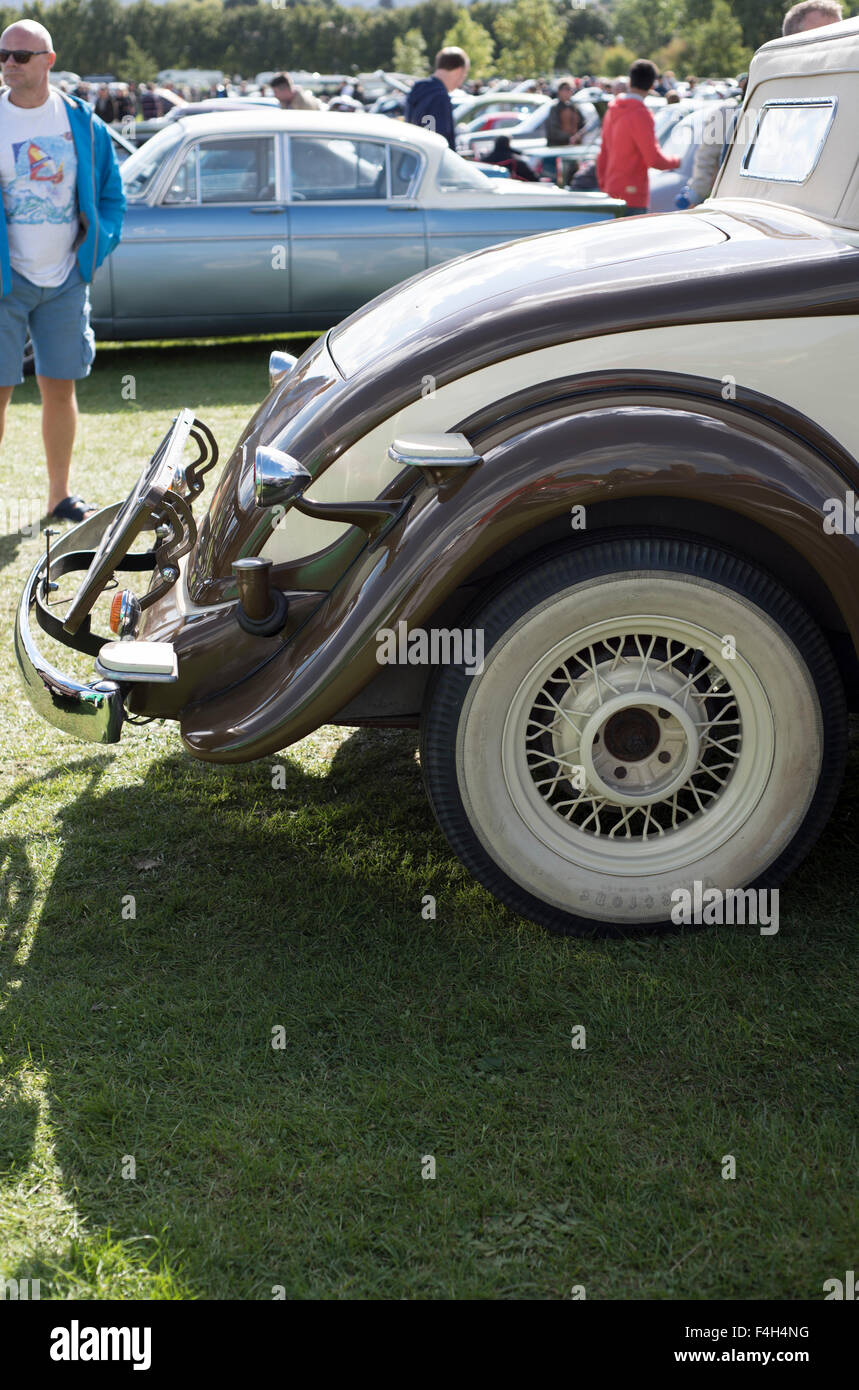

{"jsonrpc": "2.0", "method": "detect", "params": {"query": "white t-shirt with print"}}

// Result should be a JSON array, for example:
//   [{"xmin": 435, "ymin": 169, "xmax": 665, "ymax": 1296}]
[{"xmin": 0, "ymin": 88, "xmax": 79, "ymax": 287}]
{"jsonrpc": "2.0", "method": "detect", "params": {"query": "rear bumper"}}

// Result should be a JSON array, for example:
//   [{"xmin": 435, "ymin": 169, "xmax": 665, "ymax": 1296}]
[{"xmin": 14, "ymin": 505, "xmax": 126, "ymax": 745}]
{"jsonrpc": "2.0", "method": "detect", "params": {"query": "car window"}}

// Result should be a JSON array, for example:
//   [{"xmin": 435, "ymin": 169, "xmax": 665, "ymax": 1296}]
[
  {"xmin": 200, "ymin": 138, "xmax": 275, "ymax": 203},
  {"xmin": 164, "ymin": 137, "xmax": 275, "ymax": 205},
  {"xmin": 290, "ymin": 137, "xmax": 388, "ymax": 200},
  {"xmin": 163, "ymin": 145, "xmax": 198, "ymax": 204},
  {"xmin": 390, "ymin": 147, "xmax": 421, "ymax": 197},
  {"xmin": 436, "ymin": 148, "xmax": 492, "ymax": 192},
  {"xmin": 121, "ymin": 123, "xmax": 184, "ymax": 199},
  {"xmin": 741, "ymin": 99, "xmax": 836, "ymax": 183}
]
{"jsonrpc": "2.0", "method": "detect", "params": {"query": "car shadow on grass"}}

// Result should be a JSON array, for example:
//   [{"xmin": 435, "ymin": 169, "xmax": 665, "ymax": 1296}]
[
  {"xmin": 1, "ymin": 728, "xmax": 856, "ymax": 1299},
  {"xmin": 0, "ymin": 729, "xmax": 520, "ymax": 1295}
]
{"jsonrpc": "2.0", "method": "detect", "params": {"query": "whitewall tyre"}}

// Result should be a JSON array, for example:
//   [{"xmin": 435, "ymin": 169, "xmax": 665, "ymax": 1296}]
[{"xmin": 420, "ymin": 538, "xmax": 847, "ymax": 936}]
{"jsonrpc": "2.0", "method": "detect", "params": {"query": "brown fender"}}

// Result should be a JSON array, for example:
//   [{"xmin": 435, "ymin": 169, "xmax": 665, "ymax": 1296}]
[{"xmin": 179, "ymin": 394, "xmax": 859, "ymax": 762}]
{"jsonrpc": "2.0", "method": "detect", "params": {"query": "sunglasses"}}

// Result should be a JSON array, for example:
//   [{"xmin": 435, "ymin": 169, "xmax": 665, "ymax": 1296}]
[{"xmin": 0, "ymin": 49, "xmax": 50, "ymax": 63}]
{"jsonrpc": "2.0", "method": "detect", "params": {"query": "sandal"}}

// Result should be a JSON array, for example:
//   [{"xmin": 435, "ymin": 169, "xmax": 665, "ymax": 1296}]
[{"xmin": 50, "ymin": 495, "xmax": 99, "ymax": 523}]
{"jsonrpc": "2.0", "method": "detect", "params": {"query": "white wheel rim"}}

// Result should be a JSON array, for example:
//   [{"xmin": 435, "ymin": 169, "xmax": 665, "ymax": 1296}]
[{"xmin": 499, "ymin": 615, "xmax": 775, "ymax": 877}]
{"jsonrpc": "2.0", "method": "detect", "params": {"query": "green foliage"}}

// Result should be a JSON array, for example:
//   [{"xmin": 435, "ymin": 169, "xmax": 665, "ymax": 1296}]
[
  {"xmin": 652, "ymin": 36, "xmax": 693, "ymax": 80},
  {"xmin": 120, "ymin": 34, "xmax": 158, "ymax": 85},
  {"xmin": 9, "ymin": 0, "xmax": 854, "ymax": 84},
  {"xmin": 601, "ymin": 42, "xmax": 637, "ymax": 77},
  {"xmin": 391, "ymin": 27, "xmax": 428, "ymax": 77},
  {"xmin": 495, "ymin": 0, "xmax": 565, "ymax": 76},
  {"xmin": 686, "ymin": 0, "xmax": 751, "ymax": 76},
  {"xmin": 566, "ymin": 37, "xmax": 607, "ymax": 77},
  {"xmin": 442, "ymin": 10, "xmax": 495, "ymax": 81},
  {"xmin": 610, "ymin": 0, "xmax": 684, "ymax": 54},
  {"xmin": 683, "ymin": 0, "xmax": 783, "ymax": 51}
]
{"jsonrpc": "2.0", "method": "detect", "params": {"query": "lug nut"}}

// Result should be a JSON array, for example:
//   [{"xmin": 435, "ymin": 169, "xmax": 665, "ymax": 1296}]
[
  {"xmin": 614, "ymin": 766, "xmax": 627, "ymax": 779},
  {"xmin": 658, "ymin": 751, "xmax": 671, "ymax": 764}
]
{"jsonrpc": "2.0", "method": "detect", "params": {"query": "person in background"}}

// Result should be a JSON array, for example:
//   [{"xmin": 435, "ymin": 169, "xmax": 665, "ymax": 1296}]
[
  {"xmin": 139, "ymin": 82, "xmax": 159, "ymax": 119},
  {"xmin": 485, "ymin": 135, "xmax": 538, "ymax": 181},
  {"xmin": 94, "ymin": 83, "xmax": 114, "ymax": 123},
  {"xmin": 270, "ymin": 72, "xmax": 323, "ymax": 111},
  {"xmin": 596, "ymin": 58, "xmax": 681, "ymax": 215},
  {"xmin": 117, "ymin": 82, "xmax": 136, "ymax": 122},
  {"xmin": 0, "ymin": 20, "xmax": 125, "ymax": 521},
  {"xmin": 404, "ymin": 46, "xmax": 469, "ymax": 150},
  {"xmin": 546, "ymin": 79, "xmax": 584, "ymax": 147},
  {"xmin": 783, "ymin": 0, "xmax": 842, "ymax": 33}
]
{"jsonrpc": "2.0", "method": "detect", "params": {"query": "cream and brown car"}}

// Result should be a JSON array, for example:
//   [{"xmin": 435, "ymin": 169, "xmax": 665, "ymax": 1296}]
[{"xmin": 15, "ymin": 19, "xmax": 859, "ymax": 936}]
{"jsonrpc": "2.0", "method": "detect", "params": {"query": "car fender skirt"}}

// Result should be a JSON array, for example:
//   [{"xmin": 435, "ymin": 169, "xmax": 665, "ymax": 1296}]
[{"xmin": 179, "ymin": 401, "xmax": 859, "ymax": 762}]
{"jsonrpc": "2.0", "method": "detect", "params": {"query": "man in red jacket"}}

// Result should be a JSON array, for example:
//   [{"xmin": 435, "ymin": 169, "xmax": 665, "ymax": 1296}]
[{"xmin": 596, "ymin": 59, "xmax": 680, "ymax": 215}]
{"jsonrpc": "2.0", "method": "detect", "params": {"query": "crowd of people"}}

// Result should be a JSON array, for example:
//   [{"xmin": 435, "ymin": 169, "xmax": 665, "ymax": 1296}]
[{"xmin": 0, "ymin": 1, "xmax": 849, "ymax": 521}]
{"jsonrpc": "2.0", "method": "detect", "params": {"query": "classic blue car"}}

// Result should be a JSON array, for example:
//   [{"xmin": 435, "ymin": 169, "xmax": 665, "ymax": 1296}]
[{"xmin": 88, "ymin": 110, "xmax": 624, "ymax": 341}]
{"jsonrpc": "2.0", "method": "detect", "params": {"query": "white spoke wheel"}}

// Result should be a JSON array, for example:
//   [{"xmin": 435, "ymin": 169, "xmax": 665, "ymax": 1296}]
[{"xmin": 420, "ymin": 539, "xmax": 846, "ymax": 936}]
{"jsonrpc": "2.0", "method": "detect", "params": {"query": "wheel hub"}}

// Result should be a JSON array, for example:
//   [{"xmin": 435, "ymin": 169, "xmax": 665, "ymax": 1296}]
[
  {"xmin": 525, "ymin": 631, "xmax": 742, "ymax": 838},
  {"xmin": 579, "ymin": 690, "xmax": 700, "ymax": 805}
]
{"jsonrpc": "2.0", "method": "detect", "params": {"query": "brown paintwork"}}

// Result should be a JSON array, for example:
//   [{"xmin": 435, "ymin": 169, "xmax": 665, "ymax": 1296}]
[
  {"xmin": 132, "ymin": 583, "xmax": 325, "ymax": 719},
  {"xmin": 182, "ymin": 209, "xmax": 859, "ymax": 607},
  {"xmin": 176, "ymin": 394, "xmax": 859, "ymax": 761}
]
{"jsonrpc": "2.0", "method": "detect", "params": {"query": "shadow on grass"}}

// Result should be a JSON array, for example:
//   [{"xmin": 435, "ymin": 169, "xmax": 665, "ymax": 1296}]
[
  {"xmin": 1, "ymin": 728, "xmax": 856, "ymax": 1298},
  {"xmin": 0, "ymin": 728, "xmax": 500, "ymax": 1293}
]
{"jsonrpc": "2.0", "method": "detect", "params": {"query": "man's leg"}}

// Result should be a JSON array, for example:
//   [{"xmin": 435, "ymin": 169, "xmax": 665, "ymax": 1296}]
[
  {"xmin": 29, "ymin": 265, "xmax": 96, "ymax": 515},
  {"xmin": 37, "ymin": 376, "xmax": 78, "ymax": 514},
  {"xmin": 0, "ymin": 386, "xmax": 14, "ymax": 450}
]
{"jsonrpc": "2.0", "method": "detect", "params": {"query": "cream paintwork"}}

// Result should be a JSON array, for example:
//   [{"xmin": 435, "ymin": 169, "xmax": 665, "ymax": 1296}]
[{"xmin": 260, "ymin": 314, "xmax": 859, "ymax": 563}]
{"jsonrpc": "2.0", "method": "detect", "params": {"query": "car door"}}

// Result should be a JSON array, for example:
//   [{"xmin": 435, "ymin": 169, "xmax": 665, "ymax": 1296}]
[
  {"xmin": 110, "ymin": 131, "xmax": 289, "ymax": 334},
  {"xmin": 287, "ymin": 134, "xmax": 427, "ymax": 318}
]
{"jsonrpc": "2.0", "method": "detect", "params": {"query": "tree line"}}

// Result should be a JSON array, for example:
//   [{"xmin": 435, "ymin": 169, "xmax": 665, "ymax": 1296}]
[{"xmin": 2, "ymin": 0, "xmax": 855, "ymax": 84}]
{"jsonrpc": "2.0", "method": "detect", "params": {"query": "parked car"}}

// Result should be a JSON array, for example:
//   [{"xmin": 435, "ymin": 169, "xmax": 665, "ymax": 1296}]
[
  {"xmin": 133, "ymin": 95, "xmax": 279, "ymax": 146},
  {"xmin": 453, "ymin": 91, "xmax": 549, "ymax": 130},
  {"xmin": 17, "ymin": 19, "xmax": 859, "ymax": 937},
  {"xmin": 86, "ymin": 111, "xmax": 623, "ymax": 343}
]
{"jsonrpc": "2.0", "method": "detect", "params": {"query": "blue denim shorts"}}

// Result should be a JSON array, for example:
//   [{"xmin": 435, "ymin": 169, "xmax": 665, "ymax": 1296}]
[{"xmin": 0, "ymin": 262, "xmax": 95, "ymax": 385}]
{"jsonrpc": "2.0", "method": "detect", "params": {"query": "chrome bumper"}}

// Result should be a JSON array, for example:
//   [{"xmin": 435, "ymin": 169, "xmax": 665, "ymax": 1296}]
[{"xmin": 14, "ymin": 504, "xmax": 126, "ymax": 744}]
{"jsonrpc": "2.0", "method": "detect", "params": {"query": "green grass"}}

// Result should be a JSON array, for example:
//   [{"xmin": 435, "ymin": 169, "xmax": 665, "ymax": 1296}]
[{"xmin": 0, "ymin": 340, "xmax": 857, "ymax": 1300}]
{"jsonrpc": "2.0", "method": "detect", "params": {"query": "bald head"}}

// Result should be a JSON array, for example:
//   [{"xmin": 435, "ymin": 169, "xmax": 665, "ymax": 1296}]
[
  {"xmin": 1, "ymin": 19, "xmax": 54, "ymax": 52},
  {"xmin": 1, "ymin": 20, "xmax": 56, "ymax": 107}
]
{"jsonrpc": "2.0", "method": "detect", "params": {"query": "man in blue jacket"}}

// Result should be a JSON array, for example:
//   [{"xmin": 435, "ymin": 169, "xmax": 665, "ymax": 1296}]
[
  {"xmin": 404, "ymin": 47, "xmax": 469, "ymax": 151},
  {"xmin": 0, "ymin": 20, "xmax": 124, "ymax": 522}
]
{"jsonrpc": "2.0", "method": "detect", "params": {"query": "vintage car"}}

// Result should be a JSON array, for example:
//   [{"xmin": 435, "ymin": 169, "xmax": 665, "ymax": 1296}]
[
  {"xmin": 86, "ymin": 111, "xmax": 624, "ymax": 343},
  {"xmin": 14, "ymin": 18, "xmax": 859, "ymax": 936}
]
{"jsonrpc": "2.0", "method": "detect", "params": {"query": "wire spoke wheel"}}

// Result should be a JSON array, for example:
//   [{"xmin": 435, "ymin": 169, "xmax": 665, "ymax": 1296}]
[{"xmin": 420, "ymin": 539, "xmax": 846, "ymax": 936}]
